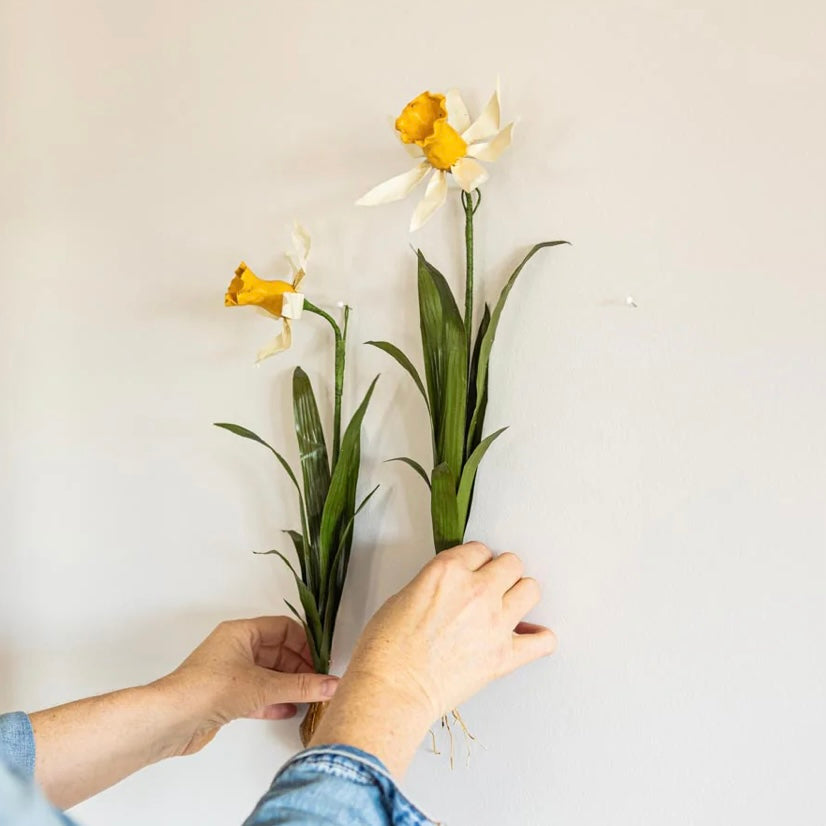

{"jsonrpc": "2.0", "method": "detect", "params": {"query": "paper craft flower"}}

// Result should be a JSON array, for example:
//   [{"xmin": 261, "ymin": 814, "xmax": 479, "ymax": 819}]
[
  {"xmin": 356, "ymin": 85, "xmax": 514, "ymax": 231},
  {"xmin": 224, "ymin": 223, "xmax": 311, "ymax": 362}
]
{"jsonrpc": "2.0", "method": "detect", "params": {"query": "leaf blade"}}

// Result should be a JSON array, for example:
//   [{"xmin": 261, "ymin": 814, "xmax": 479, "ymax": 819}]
[
  {"xmin": 456, "ymin": 427, "xmax": 507, "ymax": 528},
  {"xmin": 386, "ymin": 456, "xmax": 431, "ymax": 489},
  {"xmin": 292, "ymin": 367, "xmax": 331, "ymax": 553},
  {"xmin": 366, "ymin": 341, "xmax": 429, "ymax": 412}
]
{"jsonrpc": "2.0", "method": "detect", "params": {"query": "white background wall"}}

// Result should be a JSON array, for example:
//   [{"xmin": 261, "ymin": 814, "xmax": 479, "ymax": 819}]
[{"xmin": 2, "ymin": 1, "xmax": 825, "ymax": 823}]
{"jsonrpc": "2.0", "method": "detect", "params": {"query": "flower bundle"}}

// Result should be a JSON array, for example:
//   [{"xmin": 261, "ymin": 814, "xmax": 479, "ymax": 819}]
[
  {"xmin": 217, "ymin": 225, "xmax": 377, "ymax": 744},
  {"xmin": 359, "ymin": 86, "xmax": 568, "ymax": 553}
]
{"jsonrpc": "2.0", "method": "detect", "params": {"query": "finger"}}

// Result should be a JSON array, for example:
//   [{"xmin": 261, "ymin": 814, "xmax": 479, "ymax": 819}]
[
  {"xmin": 503, "ymin": 577, "xmax": 541, "ymax": 622},
  {"xmin": 258, "ymin": 669, "xmax": 340, "ymax": 705},
  {"xmin": 245, "ymin": 616, "xmax": 306, "ymax": 652},
  {"xmin": 439, "ymin": 541, "xmax": 493, "ymax": 571},
  {"xmin": 512, "ymin": 624, "xmax": 557, "ymax": 668},
  {"xmin": 480, "ymin": 552, "xmax": 524, "ymax": 591},
  {"xmin": 257, "ymin": 642, "xmax": 315, "ymax": 673},
  {"xmin": 271, "ymin": 645, "xmax": 316, "ymax": 675},
  {"xmin": 247, "ymin": 702, "xmax": 298, "ymax": 721}
]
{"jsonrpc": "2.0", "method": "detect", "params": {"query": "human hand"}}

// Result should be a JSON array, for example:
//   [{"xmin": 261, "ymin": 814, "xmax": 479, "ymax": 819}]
[
  {"xmin": 350, "ymin": 542, "xmax": 556, "ymax": 719},
  {"xmin": 156, "ymin": 616, "xmax": 339, "ymax": 755},
  {"xmin": 312, "ymin": 542, "xmax": 556, "ymax": 775}
]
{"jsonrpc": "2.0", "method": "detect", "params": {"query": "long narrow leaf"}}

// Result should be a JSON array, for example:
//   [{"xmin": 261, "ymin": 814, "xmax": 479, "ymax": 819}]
[
  {"xmin": 466, "ymin": 304, "xmax": 491, "ymax": 456},
  {"xmin": 318, "ymin": 376, "xmax": 379, "ymax": 610},
  {"xmin": 283, "ymin": 529, "xmax": 309, "ymax": 588},
  {"xmin": 259, "ymin": 549, "xmax": 324, "ymax": 659},
  {"xmin": 387, "ymin": 456, "xmax": 431, "ymax": 489},
  {"xmin": 323, "ymin": 483, "xmax": 381, "ymax": 653},
  {"xmin": 467, "ymin": 241, "xmax": 569, "ymax": 444},
  {"xmin": 417, "ymin": 252, "xmax": 445, "ymax": 457},
  {"xmin": 418, "ymin": 253, "xmax": 467, "ymax": 476},
  {"xmin": 214, "ymin": 422, "xmax": 302, "ymax": 494},
  {"xmin": 292, "ymin": 367, "xmax": 331, "ymax": 552},
  {"xmin": 284, "ymin": 600, "xmax": 324, "ymax": 673},
  {"xmin": 431, "ymin": 462, "xmax": 463, "ymax": 553},
  {"xmin": 456, "ymin": 427, "xmax": 508, "ymax": 528},
  {"xmin": 366, "ymin": 341, "xmax": 429, "ymax": 412}
]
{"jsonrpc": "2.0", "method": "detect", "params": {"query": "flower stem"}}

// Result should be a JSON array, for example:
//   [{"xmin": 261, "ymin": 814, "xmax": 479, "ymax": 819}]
[
  {"xmin": 461, "ymin": 190, "xmax": 475, "ymax": 367},
  {"xmin": 303, "ymin": 300, "xmax": 348, "ymax": 469}
]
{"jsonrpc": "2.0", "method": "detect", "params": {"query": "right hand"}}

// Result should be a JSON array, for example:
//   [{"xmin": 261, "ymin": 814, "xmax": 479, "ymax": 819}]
[{"xmin": 345, "ymin": 541, "xmax": 557, "ymax": 721}]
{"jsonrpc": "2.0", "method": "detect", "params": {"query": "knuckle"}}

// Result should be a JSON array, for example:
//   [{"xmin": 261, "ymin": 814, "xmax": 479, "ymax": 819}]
[{"xmin": 499, "ymin": 552, "xmax": 523, "ymax": 573}]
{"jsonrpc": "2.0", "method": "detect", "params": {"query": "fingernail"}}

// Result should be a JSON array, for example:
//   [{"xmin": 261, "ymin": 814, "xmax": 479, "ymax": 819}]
[{"xmin": 321, "ymin": 678, "xmax": 339, "ymax": 698}]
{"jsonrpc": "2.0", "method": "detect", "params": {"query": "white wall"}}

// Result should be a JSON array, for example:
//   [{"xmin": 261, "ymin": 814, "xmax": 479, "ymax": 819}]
[{"xmin": 2, "ymin": 1, "xmax": 825, "ymax": 823}]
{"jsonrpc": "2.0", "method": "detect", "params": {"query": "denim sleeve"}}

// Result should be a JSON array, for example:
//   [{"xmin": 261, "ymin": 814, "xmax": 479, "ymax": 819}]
[
  {"xmin": 0, "ymin": 712, "xmax": 36, "ymax": 779},
  {"xmin": 244, "ymin": 745, "xmax": 435, "ymax": 826},
  {"xmin": 0, "ymin": 712, "xmax": 76, "ymax": 826}
]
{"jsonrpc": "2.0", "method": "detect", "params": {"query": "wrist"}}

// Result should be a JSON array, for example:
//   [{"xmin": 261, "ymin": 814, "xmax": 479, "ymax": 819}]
[
  {"xmin": 310, "ymin": 666, "xmax": 435, "ymax": 778},
  {"xmin": 140, "ymin": 677, "xmax": 213, "ymax": 760}
]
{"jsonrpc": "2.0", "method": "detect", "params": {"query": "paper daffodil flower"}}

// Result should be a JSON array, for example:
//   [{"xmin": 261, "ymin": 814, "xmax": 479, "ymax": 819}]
[
  {"xmin": 356, "ymin": 85, "xmax": 514, "ymax": 231},
  {"xmin": 224, "ymin": 223, "xmax": 311, "ymax": 362}
]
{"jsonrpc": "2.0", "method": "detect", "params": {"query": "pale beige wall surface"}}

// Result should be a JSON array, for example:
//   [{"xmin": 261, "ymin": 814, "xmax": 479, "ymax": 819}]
[{"xmin": 1, "ymin": 1, "xmax": 824, "ymax": 824}]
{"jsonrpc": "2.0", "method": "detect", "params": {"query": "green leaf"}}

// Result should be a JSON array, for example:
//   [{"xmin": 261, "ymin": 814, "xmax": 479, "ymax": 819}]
[
  {"xmin": 430, "ymin": 462, "xmax": 463, "ymax": 553},
  {"xmin": 284, "ymin": 600, "xmax": 324, "ymax": 673},
  {"xmin": 323, "ymin": 483, "xmax": 381, "ymax": 654},
  {"xmin": 466, "ymin": 303, "xmax": 491, "ymax": 456},
  {"xmin": 417, "ymin": 252, "xmax": 445, "ymax": 451},
  {"xmin": 386, "ymin": 456, "xmax": 431, "ymax": 489},
  {"xmin": 284, "ymin": 529, "xmax": 310, "ymax": 589},
  {"xmin": 417, "ymin": 252, "xmax": 467, "ymax": 476},
  {"xmin": 318, "ymin": 376, "xmax": 379, "ymax": 611},
  {"xmin": 467, "ymin": 241, "xmax": 569, "ymax": 446},
  {"xmin": 261, "ymin": 548, "xmax": 324, "ymax": 660},
  {"xmin": 214, "ymin": 422, "xmax": 302, "ymax": 495},
  {"xmin": 366, "ymin": 341, "xmax": 429, "ymax": 412},
  {"xmin": 456, "ymin": 427, "xmax": 507, "ymax": 528},
  {"xmin": 292, "ymin": 367, "xmax": 331, "ymax": 553}
]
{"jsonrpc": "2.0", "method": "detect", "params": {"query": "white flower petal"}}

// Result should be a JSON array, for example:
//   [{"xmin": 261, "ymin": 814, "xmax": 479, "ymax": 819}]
[
  {"xmin": 467, "ymin": 121, "xmax": 515, "ymax": 163},
  {"xmin": 256, "ymin": 320, "xmax": 292, "ymax": 363},
  {"xmin": 291, "ymin": 222, "xmax": 311, "ymax": 270},
  {"xmin": 445, "ymin": 89, "xmax": 471, "ymax": 134},
  {"xmin": 451, "ymin": 157, "xmax": 489, "ymax": 192},
  {"xmin": 356, "ymin": 161, "xmax": 430, "ymax": 206},
  {"xmin": 410, "ymin": 170, "xmax": 447, "ymax": 232},
  {"xmin": 461, "ymin": 83, "xmax": 501, "ymax": 144},
  {"xmin": 281, "ymin": 292, "xmax": 305, "ymax": 319}
]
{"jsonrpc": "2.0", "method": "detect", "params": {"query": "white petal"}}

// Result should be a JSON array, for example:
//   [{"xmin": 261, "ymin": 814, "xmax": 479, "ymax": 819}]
[
  {"xmin": 281, "ymin": 292, "xmax": 305, "ymax": 319},
  {"xmin": 291, "ymin": 222, "xmax": 311, "ymax": 270},
  {"xmin": 256, "ymin": 320, "xmax": 292, "ymax": 363},
  {"xmin": 451, "ymin": 157, "xmax": 489, "ymax": 192},
  {"xmin": 461, "ymin": 83, "xmax": 501, "ymax": 144},
  {"xmin": 402, "ymin": 142, "xmax": 424, "ymax": 158},
  {"xmin": 467, "ymin": 121, "xmax": 515, "ymax": 163},
  {"xmin": 356, "ymin": 161, "xmax": 430, "ymax": 206},
  {"xmin": 445, "ymin": 89, "xmax": 471, "ymax": 134},
  {"xmin": 410, "ymin": 170, "xmax": 447, "ymax": 232}
]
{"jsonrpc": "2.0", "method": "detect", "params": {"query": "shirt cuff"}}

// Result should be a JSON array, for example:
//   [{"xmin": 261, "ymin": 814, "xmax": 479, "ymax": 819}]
[{"xmin": 0, "ymin": 712, "xmax": 36, "ymax": 780}]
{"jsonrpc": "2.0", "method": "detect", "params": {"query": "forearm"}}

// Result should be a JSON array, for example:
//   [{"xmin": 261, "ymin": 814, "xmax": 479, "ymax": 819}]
[
  {"xmin": 310, "ymin": 668, "xmax": 433, "ymax": 779},
  {"xmin": 30, "ymin": 679, "xmax": 197, "ymax": 809}
]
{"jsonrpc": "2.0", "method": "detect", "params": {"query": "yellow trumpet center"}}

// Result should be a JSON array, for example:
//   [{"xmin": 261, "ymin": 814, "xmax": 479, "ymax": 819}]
[
  {"xmin": 395, "ymin": 92, "xmax": 447, "ymax": 145},
  {"xmin": 421, "ymin": 119, "xmax": 468, "ymax": 171},
  {"xmin": 225, "ymin": 263, "xmax": 296, "ymax": 318}
]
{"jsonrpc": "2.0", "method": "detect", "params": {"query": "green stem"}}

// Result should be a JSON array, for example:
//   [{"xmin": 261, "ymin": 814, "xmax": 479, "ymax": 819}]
[
  {"xmin": 461, "ymin": 190, "xmax": 475, "ymax": 368},
  {"xmin": 303, "ymin": 300, "xmax": 348, "ymax": 469}
]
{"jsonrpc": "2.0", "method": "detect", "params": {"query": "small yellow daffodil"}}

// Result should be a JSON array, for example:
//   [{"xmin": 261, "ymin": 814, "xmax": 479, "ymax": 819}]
[
  {"xmin": 224, "ymin": 222, "xmax": 311, "ymax": 363},
  {"xmin": 357, "ymin": 83, "xmax": 514, "ymax": 231}
]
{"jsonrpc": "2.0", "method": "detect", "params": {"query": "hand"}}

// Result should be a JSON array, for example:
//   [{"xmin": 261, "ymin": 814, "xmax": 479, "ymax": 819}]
[
  {"xmin": 157, "ymin": 616, "xmax": 340, "ymax": 755},
  {"xmin": 31, "ymin": 616, "xmax": 339, "ymax": 809},
  {"xmin": 312, "ymin": 542, "xmax": 556, "ymax": 776}
]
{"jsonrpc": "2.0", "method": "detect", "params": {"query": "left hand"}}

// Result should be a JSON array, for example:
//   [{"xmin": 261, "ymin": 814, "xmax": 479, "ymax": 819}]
[{"xmin": 157, "ymin": 616, "xmax": 339, "ymax": 755}]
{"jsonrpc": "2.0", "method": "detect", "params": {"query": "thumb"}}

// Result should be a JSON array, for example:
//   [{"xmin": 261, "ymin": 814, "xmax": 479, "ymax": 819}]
[{"xmin": 259, "ymin": 669, "xmax": 340, "ymax": 705}]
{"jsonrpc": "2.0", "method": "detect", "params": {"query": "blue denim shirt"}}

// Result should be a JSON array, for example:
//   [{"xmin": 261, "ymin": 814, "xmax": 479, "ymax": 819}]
[{"xmin": 0, "ymin": 712, "xmax": 433, "ymax": 826}]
